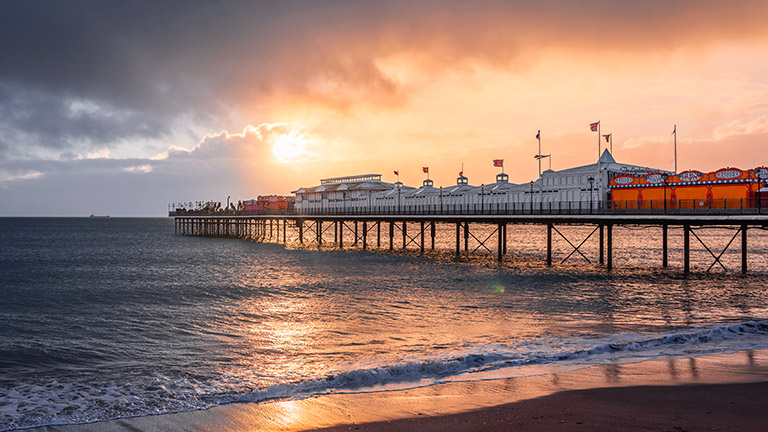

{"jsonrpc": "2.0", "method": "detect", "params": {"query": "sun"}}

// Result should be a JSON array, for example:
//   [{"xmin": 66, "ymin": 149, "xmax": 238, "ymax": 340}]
[{"xmin": 272, "ymin": 130, "xmax": 309, "ymax": 162}]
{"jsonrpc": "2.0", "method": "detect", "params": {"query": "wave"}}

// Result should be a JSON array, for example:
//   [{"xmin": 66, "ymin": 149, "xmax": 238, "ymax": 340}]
[{"xmin": 4, "ymin": 319, "xmax": 768, "ymax": 431}]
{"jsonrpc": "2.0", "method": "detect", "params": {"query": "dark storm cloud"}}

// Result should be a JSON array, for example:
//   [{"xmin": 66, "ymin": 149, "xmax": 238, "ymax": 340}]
[{"xmin": 3, "ymin": 0, "xmax": 768, "ymax": 154}]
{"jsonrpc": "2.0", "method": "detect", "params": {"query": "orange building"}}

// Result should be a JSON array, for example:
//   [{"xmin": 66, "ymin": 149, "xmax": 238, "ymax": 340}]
[
  {"xmin": 610, "ymin": 167, "xmax": 768, "ymax": 210},
  {"xmin": 242, "ymin": 195, "xmax": 295, "ymax": 213}
]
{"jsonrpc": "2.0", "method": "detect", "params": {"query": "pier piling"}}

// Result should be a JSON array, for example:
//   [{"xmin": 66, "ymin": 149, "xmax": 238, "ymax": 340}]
[
  {"xmin": 684, "ymin": 224, "xmax": 690, "ymax": 274},
  {"xmin": 742, "ymin": 225, "xmax": 748, "ymax": 274},
  {"xmin": 173, "ymin": 213, "xmax": 766, "ymax": 273}
]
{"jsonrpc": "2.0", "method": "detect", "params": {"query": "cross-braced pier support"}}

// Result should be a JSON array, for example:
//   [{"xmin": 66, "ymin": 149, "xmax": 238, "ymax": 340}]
[{"xmin": 173, "ymin": 215, "xmax": 766, "ymax": 273}]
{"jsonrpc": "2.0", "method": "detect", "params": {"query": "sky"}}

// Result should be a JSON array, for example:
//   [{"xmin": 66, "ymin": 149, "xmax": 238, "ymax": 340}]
[{"xmin": 2, "ymin": 0, "xmax": 768, "ymax": 216}]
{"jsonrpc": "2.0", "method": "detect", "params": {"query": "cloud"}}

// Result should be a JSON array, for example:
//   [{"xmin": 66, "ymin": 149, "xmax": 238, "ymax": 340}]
[
  {"xmin": 712, "ymin": 116, "xmax": 768, "ymax": 141},
  {"xmin": 3, "ymin": 1, "xmax": 768, "ymax": 158},
  {"xmin": 123, "ymin": 165, "xmax": 152, "ymax": 173}
]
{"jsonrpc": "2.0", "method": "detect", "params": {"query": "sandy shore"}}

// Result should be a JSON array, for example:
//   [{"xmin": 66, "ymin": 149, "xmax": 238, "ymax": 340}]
[
  {"xmin": 316, "ymin": 381, "xmax": 768, "ymax": 431},
  {"xmin": 32, "ymin": 349, "xmax": 768, "ymax": 432}
]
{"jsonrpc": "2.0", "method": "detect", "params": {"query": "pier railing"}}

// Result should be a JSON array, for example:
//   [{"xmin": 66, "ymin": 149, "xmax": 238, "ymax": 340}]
[{"xmin": 170, "ymin": 198, "xmax": 767, "ymax": 217}]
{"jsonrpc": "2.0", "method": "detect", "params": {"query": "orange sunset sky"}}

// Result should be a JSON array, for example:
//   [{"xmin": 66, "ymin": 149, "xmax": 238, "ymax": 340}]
[{"xmin": 1, "ymin": 1, "xmax": 768, "ymax": 215}]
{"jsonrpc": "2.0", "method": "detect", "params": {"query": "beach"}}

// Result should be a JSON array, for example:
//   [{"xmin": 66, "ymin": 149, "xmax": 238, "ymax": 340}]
[{"xmin": 30, "ymin": 349, "xmax": 768, "ymax": 431}]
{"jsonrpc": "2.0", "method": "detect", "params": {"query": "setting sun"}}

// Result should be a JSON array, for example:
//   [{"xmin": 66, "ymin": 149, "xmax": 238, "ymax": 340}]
[{"xmin": 272, "ymin": 130, "xmax": 309, "ymax": 163}]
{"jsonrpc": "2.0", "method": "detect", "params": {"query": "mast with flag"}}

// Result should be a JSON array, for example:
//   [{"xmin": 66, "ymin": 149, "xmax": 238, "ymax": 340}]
[
  {"xmin": 394, "ymin": 170, "xmax": 400, "ymax": 183},
  {"xmin": 672, "ymin": 125, "xmax": 677, "ymax": 174},
  {"xmin": 423, "ymin": 166, "xmax": 429, "ymax": 179},
  {"xmin": 602, "ymin": 133, "xmax": 612, "ymax": 154},
  {"xmin": 590, "ymin": 121, "xmax": 601, "ymax": 159},
  {"xmin": 590, "ymin": 121, "xmax": 601, "ymax": 208},
  {"xmin": 493, "ymin": 159, "xmax": 504, "ymax": 173}
]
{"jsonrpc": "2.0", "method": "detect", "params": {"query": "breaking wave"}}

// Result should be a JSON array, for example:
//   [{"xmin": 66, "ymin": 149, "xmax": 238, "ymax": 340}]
[{"xmin": 4, "ymin": 319, "xmax": 768, "ymax": 431}]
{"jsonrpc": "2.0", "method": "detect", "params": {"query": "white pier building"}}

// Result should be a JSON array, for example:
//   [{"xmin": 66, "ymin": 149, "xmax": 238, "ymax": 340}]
[{"xmin": 292, "ymin": 151, "xmax": 666, "ymax": 212}]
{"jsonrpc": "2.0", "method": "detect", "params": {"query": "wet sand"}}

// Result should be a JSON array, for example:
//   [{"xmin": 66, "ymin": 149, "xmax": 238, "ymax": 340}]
[
  {"xmin": 316, "ymin": 381, "xmax": 768, "ymax": 431},
  {"xmin": 32, "ymin": 349, "xmax": 768, "ymax": 432}
]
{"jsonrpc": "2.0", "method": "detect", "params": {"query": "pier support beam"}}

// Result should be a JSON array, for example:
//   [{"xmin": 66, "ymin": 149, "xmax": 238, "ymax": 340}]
[
  {"xmin": 339, "ymin": 221, "xmax": 344, "ymax": 248},
  {"xmin": 662, "ymin": 225, "xmax": 668, "ymax": 268},
  {"xmin": 283, "ymin": 220, "xmax": 287, "ymax": 243},
  {"xmin": 403, "ymin": 222, "xmax": 407, "ymax": 250},
  {"xmin": 497, "ymin": 223, "xmax": 503, "ymax": 262},
  {"xmin": 742, "ymin": 224, "xmax": 748, "ymax": 274},
  {"xmin": 389, "ymin": 222, "xmax": 394, "ymax": 251},
  {"xmin": 684, "ymin": 224, "xmax": 690, "ymax": 274},
  {"xmin": 420, "ymin": 221, "xmax": 425, "ymax": 254},
  {"xmin": 334, "ymin": 221, "xmax": 338, "ymax": 244},
  {"xmin": 599, "ymin": 224, "xmax": 604, "ymax": 265},
  {"xmin": 430, "ymin": 222, "xmax": 435, "ymax": 250},
  {"xmin": 299, "ymin": 220, "xmax": 304, "ymax": 244},
  {"xmin": 502, "ymin": 223, "xmax": 507, "ymax": 254},
  {"xmin": 377, "ymin": 222, "xmax": 381, "ymax": 248},
  {"xmin": 456, "ymin": 223, "xmax": 461, "ymax": 257},
  {"xmin": 354, "ymin": 221, "xmax": 358, "ymax": 246},
  {"xmin": 464, "ymin": 222, "xmax": 469, "ymax": 254},
  {"xmin": 546, "ymin": 223, "xmax": 552, "ymax": 266},
  {"xmin": 363, "ymin": 221, "xmax": 367, "ymax": 250},
  {"xmin": 607, "ymin": 224, "xmax": 613, "ymax": 270},
  {"xmin": 317, "ymin": 221, "xmax": 322, "ymax": 245}
]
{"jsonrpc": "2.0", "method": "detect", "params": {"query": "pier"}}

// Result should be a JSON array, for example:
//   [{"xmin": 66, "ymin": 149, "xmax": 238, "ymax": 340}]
[{"xmin": 172, "ymin": 210, "xmax": 768, "ymax": 274}]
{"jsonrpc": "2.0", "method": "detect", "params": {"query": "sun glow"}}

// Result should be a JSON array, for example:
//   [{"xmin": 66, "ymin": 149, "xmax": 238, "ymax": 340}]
[{"xmin": 273, "ymin": 130, "xmax": 309, "ymax": 162}]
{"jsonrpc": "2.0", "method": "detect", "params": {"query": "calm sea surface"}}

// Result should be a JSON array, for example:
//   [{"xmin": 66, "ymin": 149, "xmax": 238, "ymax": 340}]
[{"xmin": 2, "ymin": 217, "xmax": 768, "ymax": 430}]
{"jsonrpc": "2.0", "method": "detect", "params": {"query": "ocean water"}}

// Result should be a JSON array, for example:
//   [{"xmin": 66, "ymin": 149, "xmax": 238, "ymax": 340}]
[{"xmin": 2, "ymin": 217, "xmax": 768, "ymax": 430}]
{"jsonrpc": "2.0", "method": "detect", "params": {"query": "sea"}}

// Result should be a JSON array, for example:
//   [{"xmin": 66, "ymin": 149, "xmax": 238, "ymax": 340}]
[{"xmin": 2, "ymin": 217, "xmax": 768, "ymax": 430}]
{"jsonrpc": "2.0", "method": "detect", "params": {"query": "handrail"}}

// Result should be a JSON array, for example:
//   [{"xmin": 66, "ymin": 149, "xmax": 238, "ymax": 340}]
[{"xmin": 169, "ymin": 198, "xmax": 767, "ymax": 217}]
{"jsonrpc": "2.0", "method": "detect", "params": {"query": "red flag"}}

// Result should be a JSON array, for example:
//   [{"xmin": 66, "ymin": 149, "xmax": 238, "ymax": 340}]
[
  {"xmin": 459, "ymin": 171, "xmax": 463, "ymax": 176},
  {"xmin": 534, "ymin": 154, "xmax": 551, "ymax": 160},
  {"xmin": 536, "ymin": 130, "xmax": 540, "ymax": 140},
  {"xmin": 603, "ymin": 134, "xmax": 611, "ymax": 142},
  {"xmin": 493, "ymin": 159, "xmax": 503, "ymax": 167},
  {"xmin": 394, "ymin": 170, "xmax": 399, "ymax": 176},
  {"xmin": 423, "ymin": 167, "xmax": 428, "ymax": 173},
  {"xmin": 590, "ymin": 121, "xmax": 599, "ymax": 132}
]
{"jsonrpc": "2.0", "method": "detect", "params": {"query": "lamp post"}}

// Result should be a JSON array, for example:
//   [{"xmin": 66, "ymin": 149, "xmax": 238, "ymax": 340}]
[
  {"xmin": 661, "ymin": 173, "xmax": 669, "ymax": 214},
  {"xmin": 529, "ymin": 180, "xmax": 534, "ymax": 214},
  {"xmin": 481, "ymin": 184, "xmax": 484, "ymax": 214},
  {"xmin": 397, "ymin": 187, "xmax": 401, "ymax": 214},
  {"xmin": 588, "ymin": 177, "xmax": 594, "ymax": 214},
  {"xmin": 758, "ymin": 170, "xmax": 765, "ymax": 214},
  {"xmin": 440, "ymin": 186, "xmax": 443, "ymax": 214}
]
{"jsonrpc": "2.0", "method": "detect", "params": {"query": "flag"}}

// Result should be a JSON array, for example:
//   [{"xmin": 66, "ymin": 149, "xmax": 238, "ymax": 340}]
[
  {"xmin": 590, "ymin": 122, "xmax": 599, "ymax": 132},
  {"xmin": 603, "ymin": 134, "xmax": 611, "ymax": 142},
  {"xmin": 423, "ymin": 167, "xmax": 429, "ymax": 173},
  {"xmin": 672, "ymin": 125, "xmax": 676, "ymax": 135},
  {"xmin": 394, "ymin": 170, "xmax": 399, "ymax": 176},
  {"xmin": 534, "ymin": 154, "xmax": 551, "ymax": 159},
  {"xmin": 536, "ymin": 130, "xmax": 540, "ymax": 140},
  {"xmin": 459, "ymin": 171, "xmax": 463, "ymax": 176},
  {"xmin": 493, "ymin": 159, "xmax": 503, "ymax": 167}
]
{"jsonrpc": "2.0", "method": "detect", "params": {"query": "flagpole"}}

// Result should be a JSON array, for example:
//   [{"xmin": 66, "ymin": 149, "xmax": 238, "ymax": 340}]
[
  {"xmin": 610, "ymin": 134, "xmax": 613, "ymax": 154},
  {"xmin": 537, "ymin": 130, "xmax": 541, "ymax": 178},
  {"xmin": 597, "ymin": 121, "xmax": 601, "ymax": 209},
  {"xmin": 673, "ymin": 124, "xmax": 677, "ymax": 174},
  {"xmin": 598, "ymin": 122, "xmax": 601, "ymax": 160}
]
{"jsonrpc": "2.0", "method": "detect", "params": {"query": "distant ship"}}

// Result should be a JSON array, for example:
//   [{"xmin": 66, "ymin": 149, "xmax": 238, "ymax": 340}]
[{"xmin": 89, "ymin": 214, "xmax": 110, "ymax": 218}]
